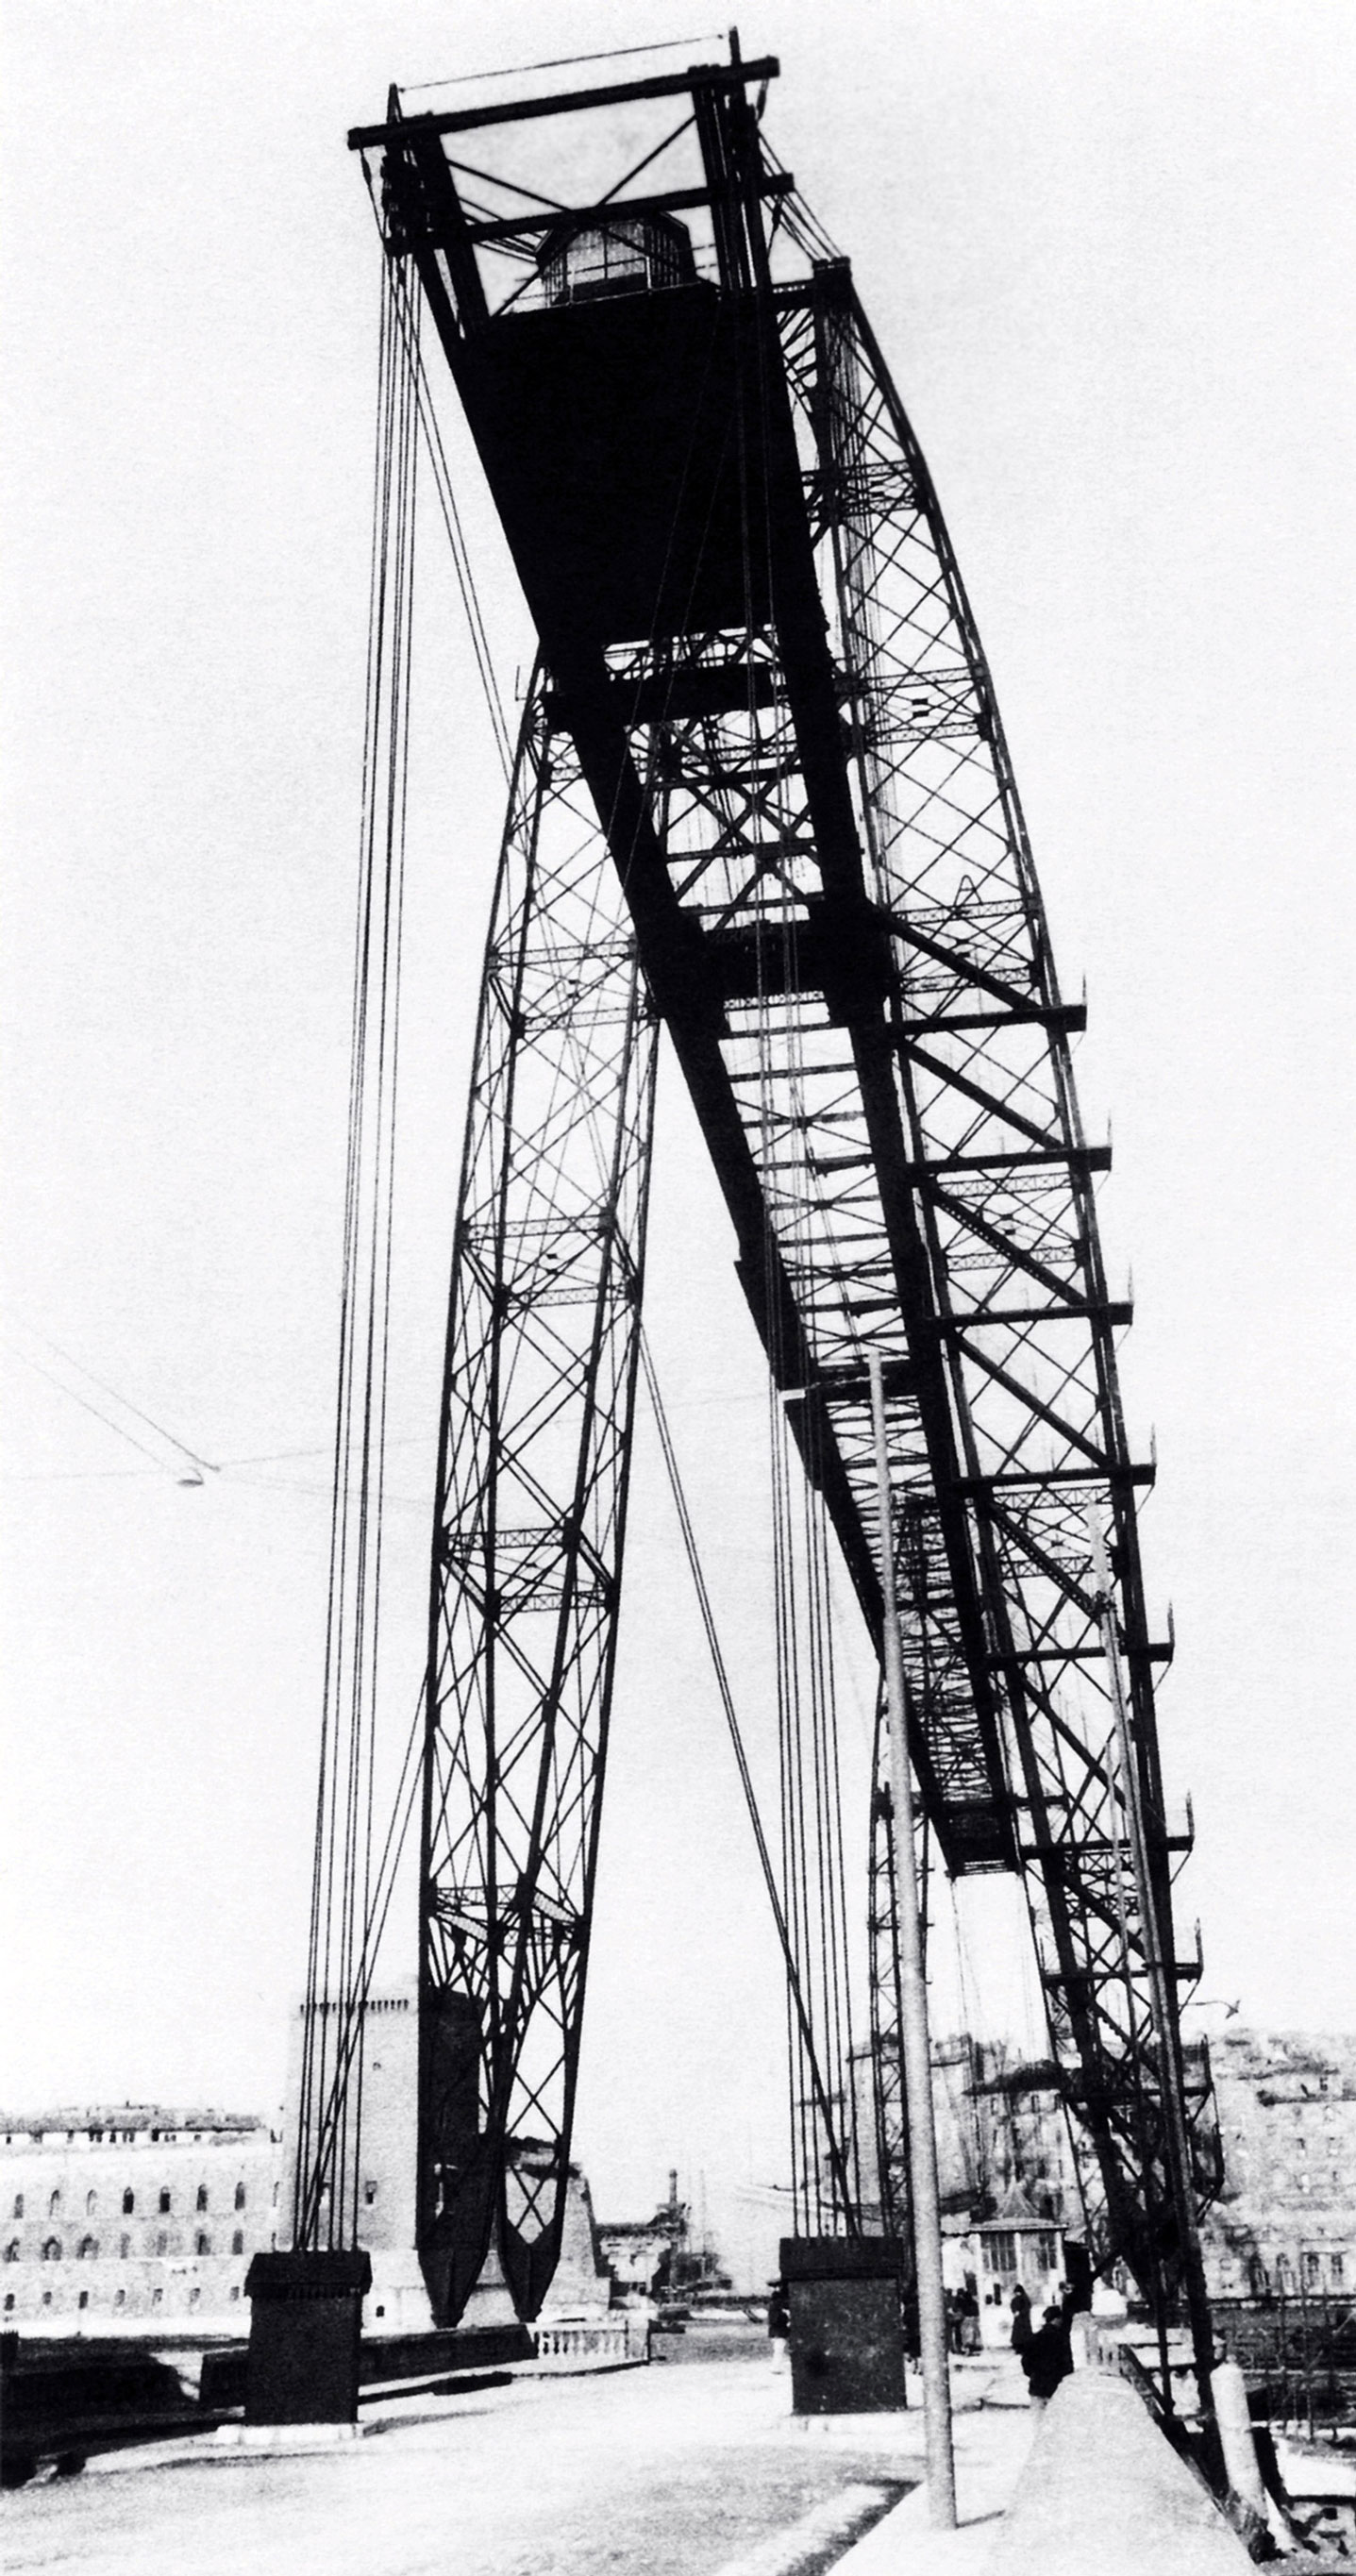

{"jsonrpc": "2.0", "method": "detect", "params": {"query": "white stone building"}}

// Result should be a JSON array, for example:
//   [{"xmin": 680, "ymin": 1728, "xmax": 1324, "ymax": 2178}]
[
  {"xmin": 1, "ymin": 2104, "xmax": 280, "ymax": 2333},
  {"xmin": 1200, "ymin": 2028, "xmax": 1356, "ymax": 2302},
  {"xmin": 277, "ymin": 1984, "xmax": 612, "ymax": 2334}
]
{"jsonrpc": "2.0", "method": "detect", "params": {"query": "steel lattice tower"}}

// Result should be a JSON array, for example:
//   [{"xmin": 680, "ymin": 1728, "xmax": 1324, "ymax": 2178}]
[
  {"xmin": 349, "ymin": 43, "xmax": 1220, "ymax": 2358},
  {"xmin": 416, "ymin": 687, "xmax": 657, "ymax": 2326}
]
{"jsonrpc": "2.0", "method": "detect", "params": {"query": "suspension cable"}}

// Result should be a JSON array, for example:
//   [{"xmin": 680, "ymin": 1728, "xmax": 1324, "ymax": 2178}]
[
  {"xmin": 729, "ymin": 198, "xmax": 860, "ymax": 2234},
  {"xmin": 294, "ymin": 246, "xmax": 419, "ymax": 2251},
  {"xmin": 360, "ymin": 161, "xmax": 514, "ymax": 781},
  {"xmin": 638, "ymin": 1327, "xmax": 857, "ymax": 2222}
]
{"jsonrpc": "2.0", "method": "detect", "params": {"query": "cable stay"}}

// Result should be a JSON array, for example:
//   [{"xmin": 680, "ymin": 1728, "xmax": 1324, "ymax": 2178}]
[
  {"xmin": 638, "ymin": 1326, "xmax": 858, "ymax": 2233},
  {"xmin": 293, "ymin": 243, "xmax": 419, "ymax": 2255}
]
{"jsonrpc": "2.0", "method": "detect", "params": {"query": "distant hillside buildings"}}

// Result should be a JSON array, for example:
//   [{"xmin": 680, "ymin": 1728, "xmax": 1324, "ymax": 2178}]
[
  {"xmin": 5, "ymin": 2023, "xmax": 1351, "ymax": 2335},
  {"xmin": 894, "ymin": 2024, "xmax": 1356, "ymax": 2320},
  {"xmin": 849, "ymin": 2032, "xmax": 1083, "ymax": 2337},
  {"xmin": 1199, "ymin": 2028, "xmax": 1356, "ymax": 2304}
]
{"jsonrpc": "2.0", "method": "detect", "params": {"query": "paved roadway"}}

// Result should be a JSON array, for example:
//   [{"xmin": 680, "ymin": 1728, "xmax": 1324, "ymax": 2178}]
[{"xmin": 2, "ymin": 2334, "xmax": 928, "ymax": 2576}]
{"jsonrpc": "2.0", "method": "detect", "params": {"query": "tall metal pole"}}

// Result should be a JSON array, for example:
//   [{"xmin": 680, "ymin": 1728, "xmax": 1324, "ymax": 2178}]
[{"xmin": 869, "ymin": 1355, "xmax": 957, "ymax": 2530}]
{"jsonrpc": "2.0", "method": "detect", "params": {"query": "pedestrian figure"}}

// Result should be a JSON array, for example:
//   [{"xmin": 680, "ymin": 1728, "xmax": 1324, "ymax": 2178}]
[
  {"xmin": 767, "ymin": 2282, "xmax": 790, "ymax": 2374},
  {"xmin": 1020, "ymin": 2301, "xmax": 1075, "ymax": 2412},
  {"xmin": 1009, "ymin": 2283, "xmax": 1032, "ymax": 2355}
]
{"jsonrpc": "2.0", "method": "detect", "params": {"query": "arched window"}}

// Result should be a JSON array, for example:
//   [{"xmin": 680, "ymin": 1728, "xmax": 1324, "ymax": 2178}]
[
  {"xmin": 86, "ymin": 2189, "xmax": 98, "ymax": 2216},
  {"xmin": 48, "ymin": 2189, "xmax": 61, "ymax": 2218},
  {"xmin": 234, "ymin": 2183, "xmax": 246, "ymax": 2212},
  {"xmin": 231, "ymin": 2230, "xmax": 243, "ymax": 2257},
  {"xmin": 12, "ymin": 2194, "xmax": 23, "ymax": 2220},
  {"xmin": 123, "ymin": 2189, "xmax": 135, "ymax": 2216},
  {"xmin": 195, "ymin": 2184, "xmax": 209, "ymax": 2214},
  {"xmin": 155, "ymin": 2232, "xmax": 168, "ymax": 2257},
  {"xmin": 150, "ymin": 2285, "xmax": 163, "ymax": 2308},
  {"xmin": 4, "ymin": 2241, "xmax": 19, "ymax": 2263},
  {"xmin": 113, "ymin": 2287, "xmax": 126, "ymax": 2310},
  {"xmin": 42, "ymin": 2237, "xmax": 61, "ymax": 2262},
  {"xmin": 159, "ymin": 2188, "xmax": 171, "ymax": 2216},
  {"xmin": 195, "ymin": 2232, "xmax": 211, "ymax": 2257},
  {"xmin": 120, "ymin": 2234, "xmax": 131, "ymax": 2260},
  {"xmin": 77, "ymin": 2235, "xmax": 98, "ymax": 2261},
  {"xmin": 3, "ymin": 2293, "xmax": 13, "ymax": 2313}
]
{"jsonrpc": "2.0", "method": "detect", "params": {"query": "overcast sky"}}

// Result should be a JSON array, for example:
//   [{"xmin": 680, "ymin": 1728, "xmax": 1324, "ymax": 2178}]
[{"xmin": 2, "ymin": 0, "xmax": 1353, "ymax": 2284}]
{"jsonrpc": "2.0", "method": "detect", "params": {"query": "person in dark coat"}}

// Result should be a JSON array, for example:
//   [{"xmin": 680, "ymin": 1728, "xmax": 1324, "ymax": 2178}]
[
  {"xmin": 1020, "ymin": 2302, "xmax": 1075, "ymax": 2410},
  {"xmin": 1009, "ymin": 2283, "xmax": 1033, "ymax": 2355}
]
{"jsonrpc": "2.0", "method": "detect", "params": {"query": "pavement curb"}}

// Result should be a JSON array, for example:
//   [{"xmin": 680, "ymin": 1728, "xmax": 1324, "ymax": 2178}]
[{"xmin": 710, "ymin": 2481, "xmax": 911, "ymax": 2576}]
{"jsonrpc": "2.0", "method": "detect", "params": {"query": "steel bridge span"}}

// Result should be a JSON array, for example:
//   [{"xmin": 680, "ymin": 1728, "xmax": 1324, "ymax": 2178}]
[{"xmin": 304, "ymin": 41, "xmax": 1225, "ymax": 2382}]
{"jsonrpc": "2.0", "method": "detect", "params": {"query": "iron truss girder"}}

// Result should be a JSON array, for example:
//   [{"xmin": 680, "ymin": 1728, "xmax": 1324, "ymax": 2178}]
[
  {"xmin": 418, "ymin": 681, "xmax": 657, "ymax": 2325},
  {"xmin": 375, "ymin": 71, "xmax": 1219, "ymax": 2320},
  {"xmin": 789, "ymin": 265, "xmax": 1224, "ymax": 2296}
]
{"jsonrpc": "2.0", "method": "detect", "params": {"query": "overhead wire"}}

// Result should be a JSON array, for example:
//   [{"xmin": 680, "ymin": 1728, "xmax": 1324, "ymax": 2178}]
[
  {"xmin": 0, "ymin": 1313, "xmax": 217, "ymax": 1480},
  {"xmin": 399, "ymin": 38, "xmax": 724, "ymax": 95}
]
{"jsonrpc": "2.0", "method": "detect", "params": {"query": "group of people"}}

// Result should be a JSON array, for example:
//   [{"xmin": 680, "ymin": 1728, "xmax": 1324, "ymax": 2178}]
[
  {"xmin": 765, "ymin": 2270, "xmax": 1081, "ymax": 2409},
  {"xmin": 1009, "ymin": 2281, "xmax": 1077, "ymax": 2408}
]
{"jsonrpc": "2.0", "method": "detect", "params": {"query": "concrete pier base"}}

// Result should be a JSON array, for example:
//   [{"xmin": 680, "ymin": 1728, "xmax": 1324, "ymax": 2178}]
[
  {"xmin": 243, "ymin": 2251, "xmax": 372, "ymax": 2426},
  {"xmin": 781, "ymin": 2237, "xmax": 907, "ymax": 2417}
]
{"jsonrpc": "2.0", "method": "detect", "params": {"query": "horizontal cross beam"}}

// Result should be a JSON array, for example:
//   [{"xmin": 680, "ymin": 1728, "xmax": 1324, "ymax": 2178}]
[
  {"xmin": 896, "ymin": 1003, "xmax": 1087, "ymax": 1038},
  {"xmin": 926, "ymin": 1301, "xmax": 1133, "ymax": 1332},
  {"xmin": 349, "ymin": 56, "xmax": 780, "ymax": 151},
  {"xmin": 465, "ymin": 174, "xmax": 793, "ymax": 245},
  {"xmin": 956, "ymin": 1461, "xmax": 1154, "ymax": 1492}
]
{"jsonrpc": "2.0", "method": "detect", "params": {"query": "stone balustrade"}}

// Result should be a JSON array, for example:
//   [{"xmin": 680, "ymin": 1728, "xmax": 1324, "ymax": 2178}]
[{"xmin": 530, "ymin": 2318, "xmax": 645, "ymax": 2367}]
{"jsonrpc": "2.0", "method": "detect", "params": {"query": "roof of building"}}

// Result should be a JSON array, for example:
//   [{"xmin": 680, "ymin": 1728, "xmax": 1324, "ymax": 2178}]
[
  {"xmin": 0, "ymin": 2104, "xmax": 269, "ymax": 2137},
  {"xmin": 977, "ymin": 2179, "xmax": 1054, "ymax": 2230},
  {"xmin": 1214, "ymin": 2030, "xmax": 1356, "ymax": 2096}
]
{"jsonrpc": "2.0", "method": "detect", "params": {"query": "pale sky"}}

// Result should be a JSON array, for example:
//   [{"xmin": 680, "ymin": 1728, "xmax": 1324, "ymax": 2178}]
[{"xmin": 2, "ymin": 0, "xmax": 1353, "ymax": 2287}]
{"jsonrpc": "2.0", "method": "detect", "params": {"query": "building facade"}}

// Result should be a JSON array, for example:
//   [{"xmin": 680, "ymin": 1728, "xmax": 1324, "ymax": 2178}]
[
  {"xmin": 1200, "ymin": 2028, "xmax": 1356, "ymax": 2304},
  {"xmin": 847, "ymin": 2032, "xmax": 1082, "ymax": 2344},
  {"xmin": 0, "ymin": 2105, "xmax": 279, "ymax": 2331},
  {"xmin": 278, "ymin": 1985, "xmax": 611, "ymax": 2333}
]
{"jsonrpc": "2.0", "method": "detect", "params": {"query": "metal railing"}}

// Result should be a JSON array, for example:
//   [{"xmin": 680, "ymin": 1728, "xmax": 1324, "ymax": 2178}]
[{"xmin": 531, "ymin": 2317, "xmax": 647, "ymax": 2367}]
